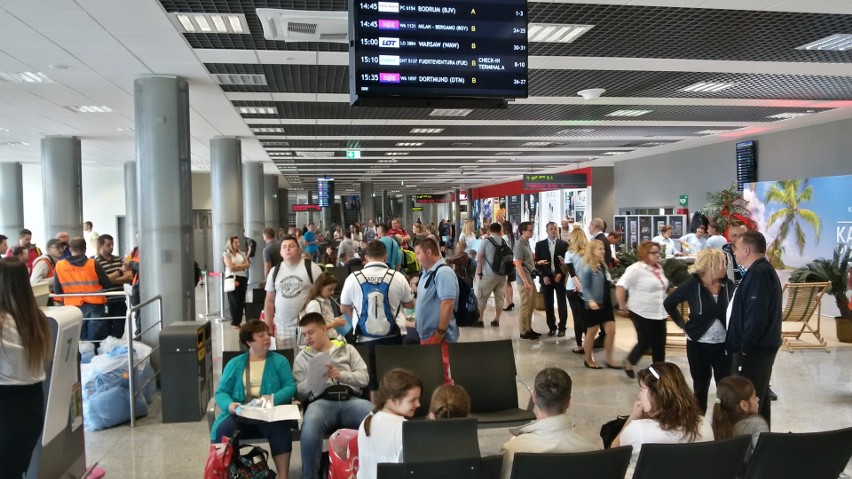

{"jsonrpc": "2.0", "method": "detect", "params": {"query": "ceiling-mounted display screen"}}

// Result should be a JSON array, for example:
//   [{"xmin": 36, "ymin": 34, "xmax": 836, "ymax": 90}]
[
  {"xmin": 349, "ymin": 0, "xmax": 528, "ymax": 106},
  {"xmin": 735, "ymin": 140, "xmax": 757, "ymax": 191},
  {"xmin": 318, "ymin": 178, "xmax": 335, "ymax": 207}
]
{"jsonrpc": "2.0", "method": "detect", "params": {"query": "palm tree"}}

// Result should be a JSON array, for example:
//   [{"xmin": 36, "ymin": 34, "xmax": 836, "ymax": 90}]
[{"xmin": 764, "ymin": 179, "xmax": 821, "ymax": 269}]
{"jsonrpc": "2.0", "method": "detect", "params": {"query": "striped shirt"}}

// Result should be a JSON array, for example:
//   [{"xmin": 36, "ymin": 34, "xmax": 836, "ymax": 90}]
[{"xmin": 94, "ymin": 254, "xmax": 124, "ymax": 294}]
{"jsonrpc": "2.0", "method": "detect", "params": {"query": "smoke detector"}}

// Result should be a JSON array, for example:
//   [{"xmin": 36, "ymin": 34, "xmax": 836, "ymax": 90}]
[
  {"xmin": 256, "ymin": 9, "xmax": 348, "ymax": 43},
  {"xmin": 577, "ymin": 88, "xmax": 606, "ymax": 100}
]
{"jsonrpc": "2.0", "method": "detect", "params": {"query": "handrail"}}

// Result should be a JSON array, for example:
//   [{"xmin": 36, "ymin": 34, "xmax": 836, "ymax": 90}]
[
  {"xmin": 205, "ymin": 271, "xmax": 226, "ymax": 322},
  {"xmin": 127, "ymin": 294, "xmax": 163, "ymax": 427},
  {"xmin": 49, "ymin": 291, "xmax": 131, "ymax": 343}
]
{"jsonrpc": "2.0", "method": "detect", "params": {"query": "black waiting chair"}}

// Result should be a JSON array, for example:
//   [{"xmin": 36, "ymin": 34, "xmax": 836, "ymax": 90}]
[
  {"xmin": 632, "ymin": 435, "xmax": 751, "ymax": 479},
  {"xmin": 377, "ymin": 418, "xmax": 484, "ymax": 479},
  {"xmin": 447, "ymin": 340, "xmax": 536, "ymax": 427},
  {"xmin": 374, "ymin": 343, "xmax": 444, "ymax": 418},
  {"xmin": 743, "ymin": 426, "xmax": 852, "ymax": 479},
  {"xmin": 510, "ymin": 447, "xmax": 632, "ymax": 479},
  {"xmin": 324, "ymin": 266, "xmax": 350, "ymax": 295}
]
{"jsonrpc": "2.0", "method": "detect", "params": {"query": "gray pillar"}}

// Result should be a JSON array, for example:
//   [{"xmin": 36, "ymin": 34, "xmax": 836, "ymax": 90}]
[
  {"xmin": 466, "ymin": 187, "xmax": 474, "ymax": 228},
  {"xmin": 381, "ymin": 189, "xmax": 389, "ymax": 223},
  {"xmin": 264, "ymin": 175, "xmax": 279, "ymax": 229},
  {"xmin": 402, "ymin": 194, "xmax": 412, "ymax": 230},
  {"xmin": 135, "ymin": 75, "xmax": 195, "ymax": 345},
  {"xmin": 307, "ymin": 190, "xmax": 315, "ymax": 225},
  {"xmin": 211, "ymin": 137, "xmax": 243, "ymax": 275},
  {"xmin": 278, "ymin": 188, "xmax": 289, "ymax": 228},
  {"xmin": 124, "ymin": 162, "xmax": 138, "ymax": 253},
  {"xmin": 0, "ymin": 162, "xmax": 24, "ymax": 235},
  {"xmin": 360, "ymin": 182, "xmax": 374, "ymax": 223},
  {"xmin": 453, "ymin": 188, "xmax": 461, "ymax": 238},
  {"xmin": 243, "ymin": 162, "xmax": 264, "ymax": 287},
  {"xmin": 41, "ymin": 136, "xmax": 82, "ymax": 239}
]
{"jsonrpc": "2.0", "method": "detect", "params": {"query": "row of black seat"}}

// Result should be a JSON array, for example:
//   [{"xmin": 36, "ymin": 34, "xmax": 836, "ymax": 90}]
[{"xmin": 380, "ymin": 418, "xmax": 852, "ymax": 479}]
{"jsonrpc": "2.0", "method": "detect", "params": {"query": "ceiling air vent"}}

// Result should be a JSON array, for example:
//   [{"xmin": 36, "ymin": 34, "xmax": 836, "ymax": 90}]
[{"xmin": 256, "ymin": 9, "xmax": 348, "ymax": 43}]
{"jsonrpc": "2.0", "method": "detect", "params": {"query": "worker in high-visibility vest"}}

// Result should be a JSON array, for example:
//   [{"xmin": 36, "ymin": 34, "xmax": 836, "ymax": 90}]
[{"xmin": 53, "ymin": 237, "xmax": 112, "ymax": 345}]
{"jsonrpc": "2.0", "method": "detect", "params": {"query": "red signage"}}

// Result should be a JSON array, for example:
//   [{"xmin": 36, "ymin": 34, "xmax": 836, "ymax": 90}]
[{"xmin": 292, "ymin": 204, "xmax": 322, "ymax": 212}]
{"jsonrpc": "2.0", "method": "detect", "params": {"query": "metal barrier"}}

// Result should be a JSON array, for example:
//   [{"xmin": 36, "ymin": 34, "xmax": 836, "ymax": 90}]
[
  {"xmin": 48, "ymin": 290, "xmax": 164, "ymax": 428},
  {"xmin": 202, "ymin": 270, "xmax": 224, "ymax": 322}
]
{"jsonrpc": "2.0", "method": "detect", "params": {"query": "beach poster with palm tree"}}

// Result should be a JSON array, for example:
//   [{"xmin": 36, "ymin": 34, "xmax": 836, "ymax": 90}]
[{"xmin": 743, "ymin": 174, "xmax": 852, "ymax": 270}]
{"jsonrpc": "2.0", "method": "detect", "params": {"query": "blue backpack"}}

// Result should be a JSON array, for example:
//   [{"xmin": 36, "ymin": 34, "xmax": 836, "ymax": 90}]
[{"xmin": 355, "ymin": 269, "xmax": 399, "ymax": 338}]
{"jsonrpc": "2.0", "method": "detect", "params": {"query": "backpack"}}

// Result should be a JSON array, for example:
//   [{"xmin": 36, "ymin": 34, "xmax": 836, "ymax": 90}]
[
  {"xmin": 401, "ymin": 248, "xmax": 421, "ymax": 275},
  {"xmin": 354, "ymin": 269, "xmax": 400, "ymax": 338},
  {"xmin": 271, "ymin": 258, "xmax": 315, "ymax": 286},
  {"xmin": 487, "ymin": 237, "xmax": 515, "ymax": 276},
  {"xmin": 425, "ymin": 264, "xmax": 480, "ymax": 327}
]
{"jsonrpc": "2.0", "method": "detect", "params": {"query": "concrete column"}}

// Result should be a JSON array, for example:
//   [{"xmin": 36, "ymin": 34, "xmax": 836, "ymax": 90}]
[
  {"xmin": 242, "ymin": 162, "xmax": 264, "ymax": 287},
  {"xmin": 211, "ymin": 137, "xmax": 243, "ymax": 275},
  {"xmin": 307, "ymin": 190, "xmax": 315, "ymax": 225},
  {"xmin": 124, "ymin": 162, "xmax": 138, "ymax": 253},
  {"xmin": 41, "ymin": 136, "xmax": 82, "ymax": 239},
  {"xmin": 0, "ymin": 162, "xmax": 24, "ymax": 235},
  {"xmin": 264, "ymin": 175, "xmax": 279, "ymax": 229},
  {"xmin": 278, "ymin": 188, "xmax": 289, "ymax": 228},
  {"xmin": 381, "ymin": 189, "xmax": 389, "ymax": 223},
  {"xmin": 466, "ymin": 187, "xmax": 474, "ymax": 230},
  {"xmin": 453, "ymin": 188, "xmax": 461, "ymax": 239},
  {"xmin": 360, "ymin": 182, "xmax": 374, "ymax": 223},
  {"xmin": 320, "ymin": 181, "xmax": 333, "ymax": 234},
  {"xmin": 135, "ymin": 75, "xmax": 195, "ymax": 344},
  {"xmin": 402, "ymin": 194, "xmax": 412, "ymax": 230}
]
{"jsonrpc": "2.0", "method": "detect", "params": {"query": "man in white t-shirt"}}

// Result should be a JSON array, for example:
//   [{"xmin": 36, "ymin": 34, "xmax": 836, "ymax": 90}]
[
  {"xmin": 679, "ymin": 225, "xmax": 708, "ymax": 254},
  {"xmin": 704, "ymin": 222, "xmax": 727, "ymax": 250},
  {"xmin": 340, "ymin": 239, "xmax": 414, "ymax": 390},
  {"xmin": 263, "ymin": 236, "xmax": 323, "ymax": 343}
]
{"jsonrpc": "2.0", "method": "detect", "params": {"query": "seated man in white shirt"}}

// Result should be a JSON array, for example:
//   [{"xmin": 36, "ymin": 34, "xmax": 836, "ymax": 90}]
[
  {"xmin": 679, "ymin": 225, "xmax": 708, "ymax": 255},
  {"xmin": 651, "ymin": 225, "xmax": 683, "ymax": 258},
  {"xmin": 500, "ymin": 367, "xmax": 598, "ymax": 479}
]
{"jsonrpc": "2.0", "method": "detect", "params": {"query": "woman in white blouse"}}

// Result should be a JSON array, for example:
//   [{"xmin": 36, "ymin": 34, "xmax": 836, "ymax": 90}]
[
  {"xmin": 0, "ymin": 258, "xmax": 52, "ymax": 478},
  {"xmin": 616, "ymin": 241, "xmax": 670, "ymax": 377},
  {"xmin": 459, "ymin": 219, "xmax": 477, "ymax": 246},
  {"xmin": 223, "ymin": 235, "xmax": 250, "ymax": 329}
]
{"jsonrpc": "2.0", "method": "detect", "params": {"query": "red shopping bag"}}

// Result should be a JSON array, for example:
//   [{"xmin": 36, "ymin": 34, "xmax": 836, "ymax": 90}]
[
  {"xmin": 204, "ymin": 436, "xmax": 235, "ymax": 479},
  {"xmin": 328, "ymin": 428, "xmax": 360, "ymax": 479}
]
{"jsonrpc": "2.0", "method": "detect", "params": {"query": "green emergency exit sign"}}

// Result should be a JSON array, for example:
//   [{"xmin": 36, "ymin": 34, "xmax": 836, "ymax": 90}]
[
  {"xmin": 679, "ymin": 195, "xmax": 688, "ymax": 207},
  {"xmin": 346, "ymin": 150, "xmax": 361, "ymax": 159}
]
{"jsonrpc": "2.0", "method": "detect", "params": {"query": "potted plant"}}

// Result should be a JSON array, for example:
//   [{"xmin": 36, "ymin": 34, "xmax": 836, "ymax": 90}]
[
  {"xmin": 701, "ymin": 183, "xmax": 757, "ymax": 237},
  {"xmin": 789, "ymin": 245, "xmax": 852, "ymax": 342}
]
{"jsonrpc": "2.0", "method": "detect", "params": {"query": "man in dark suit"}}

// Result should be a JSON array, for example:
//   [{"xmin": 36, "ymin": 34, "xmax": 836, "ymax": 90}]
[
  {"xmin": 535, "ymin": 221, "xmax": 569, "ymax": 336},
  {"xmin": 726, "ymin": 230, "xmax": 782, "ymax": 427},
  {"xmin": 589, "ymin": 217, "xmax": 613, "ymax": 267}
]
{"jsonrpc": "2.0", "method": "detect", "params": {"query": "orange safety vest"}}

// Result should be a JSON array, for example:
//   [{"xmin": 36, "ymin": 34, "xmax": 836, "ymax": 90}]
[
  {"xmin": 33, "ymin": 257, "xmax": 56, "ymax": 279},
  {"xmin": 55, "ymin": 258, "xmax": 107, "ymax": 306},
  {"xmin": 130, "ymin": 247, "xmax": 140, "ymax": 286}
]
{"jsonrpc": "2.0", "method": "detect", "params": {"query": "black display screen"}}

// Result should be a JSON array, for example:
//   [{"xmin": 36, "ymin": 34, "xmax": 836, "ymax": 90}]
[
  {"xmin": 349, "ymin": 0, "xmax": 528, "ymax": 104},
  {"xmin": 735, "ymin": 140, "xmax": 757, "ymax": 191},
  {"xmin": 318, "ymin": 178, "xmax": 335, "ymax": 207}
]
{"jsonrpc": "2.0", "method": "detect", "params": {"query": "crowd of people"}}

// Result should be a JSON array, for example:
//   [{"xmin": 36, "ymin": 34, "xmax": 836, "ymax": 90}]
[{"xmin": 0, "ymin": 212, "xmax": 793, "ymax": 479}]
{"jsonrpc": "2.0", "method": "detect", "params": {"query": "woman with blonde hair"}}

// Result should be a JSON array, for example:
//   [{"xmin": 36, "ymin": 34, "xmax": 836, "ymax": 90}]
[
  {"xmin": 664, "ymin": 248, "xmax": 734, "ymax": 412},
  {"xmin": 612, "ymin": 362, "xmax": 713, "ymax": 472},
  {"xmin": 564, "ymin": 228, "xmax": 588, "ymax": 353},
  {"xmin": 459, "ymin": 220, "xmax": 476, "ymax": 245},
  {"xmin": 578, "ymin": 239, "xmax": 618, "ymax": 369},
  {"xmin": 223, "ymin": 235, "xmax": 250, "ymax": 329}
]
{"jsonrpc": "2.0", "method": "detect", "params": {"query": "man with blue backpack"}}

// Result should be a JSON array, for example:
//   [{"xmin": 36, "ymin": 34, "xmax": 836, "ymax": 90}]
[{"xmin": 340, "ymin": 240, "xmax": 415, "ymax": 390}]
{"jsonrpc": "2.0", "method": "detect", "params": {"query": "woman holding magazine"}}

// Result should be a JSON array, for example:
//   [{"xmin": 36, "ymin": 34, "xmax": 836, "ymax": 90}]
[{"xmin": 211, "ymin": 320, "xmax": 296, "ymax": 478}]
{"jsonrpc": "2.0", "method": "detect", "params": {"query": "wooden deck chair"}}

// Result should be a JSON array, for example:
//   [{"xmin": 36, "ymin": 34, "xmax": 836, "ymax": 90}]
[{"xmin": 781, "ymin": 281, "xmax": 830, "ymax": 352}]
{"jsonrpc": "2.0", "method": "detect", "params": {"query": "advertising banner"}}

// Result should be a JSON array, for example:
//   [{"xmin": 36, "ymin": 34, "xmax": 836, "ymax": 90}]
[{"xmin": 744, "ymin": 174, "xmax": 852, "ymax": 269}]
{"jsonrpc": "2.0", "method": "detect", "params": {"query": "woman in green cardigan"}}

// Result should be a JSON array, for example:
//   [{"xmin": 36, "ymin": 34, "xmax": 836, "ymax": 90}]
[{"xmin": 212, "ymin": 320, "xmax": 296, "ymax": 478}]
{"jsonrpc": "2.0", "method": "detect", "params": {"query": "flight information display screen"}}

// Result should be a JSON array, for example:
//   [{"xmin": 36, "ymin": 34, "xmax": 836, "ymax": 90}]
[
  {"xmin": 735, "ymin": 140, "xmax": 757, "ymax": 191},
  {"xmin": 349, "ymin": 0, "xmax": 528, "ymax": 103}
]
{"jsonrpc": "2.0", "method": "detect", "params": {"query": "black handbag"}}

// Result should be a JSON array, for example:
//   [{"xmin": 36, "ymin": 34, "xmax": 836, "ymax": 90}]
[
  {"xmin": 227, "ymin": 431, "xmax": 275, "ymax": 479},
  {"xmin": 599, "ymin": 415, "xmax": 628, "ymax": 449}
]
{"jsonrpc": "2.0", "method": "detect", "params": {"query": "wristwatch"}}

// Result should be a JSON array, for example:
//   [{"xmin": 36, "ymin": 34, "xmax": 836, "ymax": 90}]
[{"xmin": 435, "ymin": 327, "xmax": 447, "ymax": 335}]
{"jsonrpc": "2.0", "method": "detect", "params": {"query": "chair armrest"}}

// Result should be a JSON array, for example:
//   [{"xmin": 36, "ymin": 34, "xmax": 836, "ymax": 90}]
[
  {"xmin": 517, "ymin": 379, "xmax": 534, "ymax": 412},
  {"xmin": 207, "ymin": 398, "xmax": 218, "ymax": 431}
]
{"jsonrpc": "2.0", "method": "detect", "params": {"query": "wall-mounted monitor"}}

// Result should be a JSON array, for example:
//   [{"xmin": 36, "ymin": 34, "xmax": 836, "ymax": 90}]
[
  {"xmin": 318, "ymin": 178, "xmax": 335, "ymax": 207},
  {"xmin": 736, "ymin": 140, "xmax": 757, "ymax": 191},
  {"xmin": 349, "ymin": 0, "xmax": 528, "ymax": 108}
]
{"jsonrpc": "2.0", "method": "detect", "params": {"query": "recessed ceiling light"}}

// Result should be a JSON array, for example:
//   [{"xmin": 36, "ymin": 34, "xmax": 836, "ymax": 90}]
[
  {"xmin": 495, "ymin": 152, "xmax": 521, "ymax": 156},
  {"xmin": 48, "ymin": 64, "xmax": 71, "ymax": 70},
  {"xmin": 766, "ymin": 112, "xmax": 814, "ymax": 120},
  {"xmin": 695, "ymin": 130, "xmax": 729, "ymax": 135},
  {"xmin": 172, "ymin": 13, "xmax": 249, "ymax": 34},
  {"xmin": 522, "ymin": 141, "xmax": 551, "ymax": 147},
  {"xmin": 114, "ymin": 127, "xmax": 134, "ymax": 132},
  {"xmin": 603, "ymin": 151, "xmax": 626, "ymax": 156},
  {"xmin": 396, "ymin": 142, "xmax": 424, "ymax": 147},
  {"xmin": 252, "ymin": 127, "xmax": 285, "ymax": 133},
  {"xmin": 796, "ymin": 34, "xmax": 852, "ymax": 51},
  {"xmin": 528, "ymin": 24, "xmax": 594, "ymax": 43},
  {"xmin": 239, "ymin": 106, "xmax": 278, "ymax": 115},
  {"xmin": 452, "ymin": 142, "xmax": 472, "ymax": 146},
  {"xmin": 378, "ymin": 159, "xmax": 399, "ymax": 163},
  {"xmin": 606, "ymin": 109, "xmax": 652, "ymax": 117},
  {"xmin": 429, "ymin": 109, "xmax": 472, "ymax": 117},
  {"xmin": 0, "ymin": 71, "xmax": 53, "ymax": 83},
  {"xmin": 0, "ymin": 127, "xmax": 9, "ymax": 132},
  {"xmin": 213, "ymin": 74, "xmax": 267, "ymax": 86},
  {"xmin": 680, "ymin": 82, "xmax": 738, "ymax": 93},
  {"xmin": 406, "ymin": 184, "xmax": 416, "ymax": 188},
  {"xmin": 476, "ymin": 159, "xmax": 499, "ymax": 163},
  {"xmin": 0, "ymin": 141, "xmax": 29, "ymax": 146},
  {"xmin": 66, "ymin": 105, "xmax": 113, "ymax": 113},
  {"xmin": 556, "ymin": 128, "xmax": 595, "ymax": 134},
  {"xmin": 410, "ymin": 128, "xmax": 444, "ymax": 134},
  {"xmin": 385, "ymin": 152, "xmax": 408, "ymax": 156}
]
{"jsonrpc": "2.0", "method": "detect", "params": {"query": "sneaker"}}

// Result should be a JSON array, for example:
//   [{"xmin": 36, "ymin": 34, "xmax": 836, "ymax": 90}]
[
  {"xmin": 768, "ymin": 387, "xmax": 778, "ymax": 401},
  {"xmin": 520, "ymin": 331, "xmax": 539, "ymax": 340},
  {"xmin": 548, "ymin": 329, "xmax": 557, "ymax": 336},
  {"xmin": 529, "ymin": 330, "xmax": 543, "ymax": 338},
  {"xmin": 490, "ymin": 320, "xmax": 500, "ymax": 327},
  {"xmin": 557, "ymin": 330, "xmax": 566, "ymax": 337}
]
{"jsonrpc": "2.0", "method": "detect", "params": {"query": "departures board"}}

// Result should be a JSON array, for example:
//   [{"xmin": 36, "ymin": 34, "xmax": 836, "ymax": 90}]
[{"xmin": 349, "ymin": 0, "xmax": 529, "ymax": 103}]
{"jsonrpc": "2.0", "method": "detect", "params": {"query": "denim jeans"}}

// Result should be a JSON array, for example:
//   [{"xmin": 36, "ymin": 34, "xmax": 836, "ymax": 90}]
[
  {"xmin": 300, "ymin": 396, "xmax": 373, "ymax": 479},
  {"xmin": 79, "ymin": 303, "xmax": 108, "ymax": 346}
]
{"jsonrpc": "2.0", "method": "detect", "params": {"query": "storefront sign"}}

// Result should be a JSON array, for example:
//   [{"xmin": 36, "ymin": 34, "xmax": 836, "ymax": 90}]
[
  {"xmin": 292, "ymin": 204, "xmax": 322, "ymax": 212},
  {"xmin": 523, "ymin": 173, "xmax": 587, "ymax": 191}
]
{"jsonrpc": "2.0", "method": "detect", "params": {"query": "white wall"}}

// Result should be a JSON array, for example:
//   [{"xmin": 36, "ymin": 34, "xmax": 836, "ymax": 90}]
[
  {"xmin": 614, "ymin": 117, "xmax": 852, "ymax": 212},
  {"xmin": 21, "ymin": 164, "xmax": 126, "ymax": 248},
  {"xmin": 191, "ymin": 172, "xmax": 212, "ymax": 210}
]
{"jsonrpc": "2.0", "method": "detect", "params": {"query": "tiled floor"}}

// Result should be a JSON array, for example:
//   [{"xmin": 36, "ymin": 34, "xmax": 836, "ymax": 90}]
[{"xmin": 84, "ymin": 290, "xmax": 852, "ymax": 477}]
